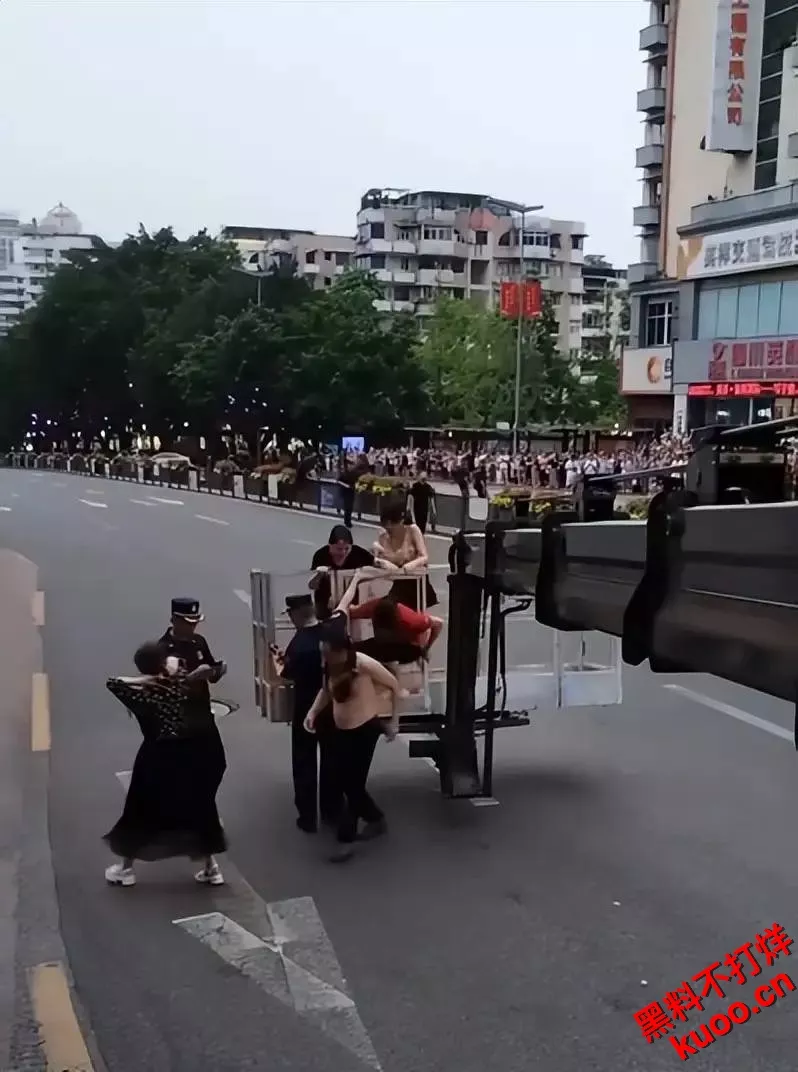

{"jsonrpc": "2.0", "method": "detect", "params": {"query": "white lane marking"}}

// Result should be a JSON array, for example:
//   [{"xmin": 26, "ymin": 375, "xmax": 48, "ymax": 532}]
[
  {"xmin": 79, "ymin": 499, "xmax": 108, "ymax": 509},
  {"xmin": 130, "ymin": 498, "xmax": 156, "ymax": 506},
  {"xmin": 84, "ymin": 488, "xmax": 105, "ymax": 496},
  {"xmin": 470, "ymin": 797, "xmax": 500, "ymax": 808},
  {"xmin": 195, "ymin": 514, "xmax": 230, "ymax": 526},
  {"xmin": 0, "ymin": 506, "xmax": 11, "ymax": 512},
  {"xmin": 116, "ymin": 770, "xmax": 132, "ymax": 792},
  {"xmin": 10, "ymin": 493, "xmax": 19, "ymax": 498},
  {"xmin": 234, "ymin": 589, "xmax": 252, "ymax": 608},
  {"xmin": 148, "ymin": 496, "xmax": 184, "ymax": 505},
  {"xmin": 174, "ymin": 898, "xmax": 382, "ymax": 1070},
  {"xmin": 52, "ymin": 481, "xmax": 67, "ymax": 488},
  {"xmin": 292, "ymin": 538, "xmax": 315, "ymax": 547},
  {"xmin": 663, "ymin": 683, "xmax": 793, "ymax": 743}
]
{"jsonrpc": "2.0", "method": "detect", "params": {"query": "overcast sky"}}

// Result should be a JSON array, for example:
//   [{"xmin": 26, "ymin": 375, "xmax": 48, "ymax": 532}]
[{"xmin": 0, "ymin": 0, "xmax": 644, "ymax": 266}]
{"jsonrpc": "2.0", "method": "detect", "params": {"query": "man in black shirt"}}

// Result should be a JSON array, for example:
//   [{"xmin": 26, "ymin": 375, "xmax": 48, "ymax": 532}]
[
  {"xmin": 409, "ymin": 473, "xmax": 437, "ymax": 534},
  {"xmin": 277, "ymin": 594, "xmax": 341, "ymax": 832},
  {"xmin": 310, "ymin": 525, "xmax": 375, "ymax": 619},
  {"xmin": 159, "ymin": 597, "xmax": 227, "ymax": 728}
]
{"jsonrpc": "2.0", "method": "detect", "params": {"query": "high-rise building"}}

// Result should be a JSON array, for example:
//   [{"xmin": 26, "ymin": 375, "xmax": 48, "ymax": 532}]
[
  {"xmin": 220, "ymin": 226, "xmax": 355, "ymax": 289},
  {"xmin": 0, "ymin": 204, "xmax": 100, "ymax": 338},
  {"xmin": 625, "ymin": 0, "xmax": 798, "ymax": 432},
  {"xmin": 581, "ymin": 255, "xmax": 629, "ymax": 360},
  {"xmin": 355, "ymin": 188, "xmax": 587, "ymax": 359}
]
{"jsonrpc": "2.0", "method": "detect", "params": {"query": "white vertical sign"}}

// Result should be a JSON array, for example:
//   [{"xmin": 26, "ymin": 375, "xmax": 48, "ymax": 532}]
[{"xmin": 706, "ymin": 0, "xmax": 765, "ymax": 154}]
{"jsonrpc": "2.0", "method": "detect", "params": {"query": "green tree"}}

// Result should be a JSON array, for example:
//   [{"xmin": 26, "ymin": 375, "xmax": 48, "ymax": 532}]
[{"xmin": 414, "ymin": 295, "xmax": 516, "ymax": 426}]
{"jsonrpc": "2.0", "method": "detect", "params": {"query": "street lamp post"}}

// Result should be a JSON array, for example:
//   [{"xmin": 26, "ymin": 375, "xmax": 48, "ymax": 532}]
[{"xmin": 487, "ymin": 199, "xmax": 544, "ymax": 455}]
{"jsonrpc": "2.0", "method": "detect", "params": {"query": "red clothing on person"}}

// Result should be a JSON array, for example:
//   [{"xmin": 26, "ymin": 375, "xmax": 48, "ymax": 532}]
[{"xmin": 349, "ymin": 599, "xmax": 432, "ymax": 641}]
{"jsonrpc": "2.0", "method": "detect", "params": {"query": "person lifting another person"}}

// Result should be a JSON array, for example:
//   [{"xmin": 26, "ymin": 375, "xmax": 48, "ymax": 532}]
[{"xmin": 304, "ymin": 620, "xmax": 408, "ymax": 863}]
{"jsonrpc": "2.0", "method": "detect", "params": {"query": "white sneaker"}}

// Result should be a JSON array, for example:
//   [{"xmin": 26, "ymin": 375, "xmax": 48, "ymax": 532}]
[
  {"xmin": 194, "ymin": 861, "xmax": 224, "ymax": 886},
  {"xmin": 105, "ymin": 863, "xmax": 136, "ymax": 887}
]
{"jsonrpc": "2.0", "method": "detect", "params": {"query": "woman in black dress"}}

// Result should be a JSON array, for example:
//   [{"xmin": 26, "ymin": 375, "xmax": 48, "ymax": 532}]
[{"xmin": 104, "ymin": 640, "xmax": 227, "ymax": 888}]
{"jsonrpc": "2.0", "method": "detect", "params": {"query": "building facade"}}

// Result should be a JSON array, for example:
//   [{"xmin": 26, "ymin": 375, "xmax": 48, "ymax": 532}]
[
  {"xmin": 581, "ymin": 255, "xmax": 629, "ymax": 360},
  {"xmin": 626, "ymin": 0, "xmax": 798, "ymax": 431},
  {"xmin": 0, "ymin": 204, "xmax": 98, "ymax": 337},
  {"xmin": 220, "ymin": 226, "xmax": 355, "ymax": 289},
  {"xmin": 354, "ymin": 189, "xmax": 587, "ymax": 359}
]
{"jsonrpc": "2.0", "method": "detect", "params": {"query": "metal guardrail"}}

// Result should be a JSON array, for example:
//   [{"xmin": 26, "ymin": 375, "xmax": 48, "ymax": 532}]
[{"xmin": 1, "ymin": 454, "xmax": 482, "ymax": 533}]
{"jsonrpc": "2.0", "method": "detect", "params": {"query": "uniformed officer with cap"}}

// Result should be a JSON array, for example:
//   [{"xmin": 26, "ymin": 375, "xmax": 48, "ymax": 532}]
[
  {"xmin": 159, "ymin": 598, "xmax": 228, "ymax": 719},
  {"xmin": 275, "ymin": 593, "xmax": 341, "ymax": 832}
]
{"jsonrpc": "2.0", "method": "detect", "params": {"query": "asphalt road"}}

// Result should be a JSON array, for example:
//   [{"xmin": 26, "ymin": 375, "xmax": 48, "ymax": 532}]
[{"xmin": 1, "ymin": 467, "xmax": 797, "ymax": 1072}]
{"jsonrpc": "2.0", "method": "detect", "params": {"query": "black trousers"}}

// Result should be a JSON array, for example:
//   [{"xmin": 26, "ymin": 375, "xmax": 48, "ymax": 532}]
[
  {"xmin": 330, "ymin": 719, "xmax": 384, "ymax": 843},
  {"xmin": 339, "ymin": 486, "xmax": 355, "ymax": 528},
  {"xmin": 414, "ymin": 507, "xmax": 428, "ymax": 534},
  {"xmin": 292, "ymin": 707, "xmax": 340, "ymax": 827}
]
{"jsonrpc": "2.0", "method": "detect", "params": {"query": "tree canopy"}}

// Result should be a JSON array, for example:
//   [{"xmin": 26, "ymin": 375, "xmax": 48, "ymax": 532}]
[{"xmin": 0, "ymin": 228, "xmax": 625, "ymax": 453}]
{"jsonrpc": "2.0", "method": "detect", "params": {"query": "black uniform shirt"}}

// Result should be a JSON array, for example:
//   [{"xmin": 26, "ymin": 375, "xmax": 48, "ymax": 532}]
[
  {"xmin": 281, "ymin": 622, "xmax": 325, "ymax": 718},
  {"xmin": 158, "ymin": 628, "xmax": 218, "ymax": 731}
]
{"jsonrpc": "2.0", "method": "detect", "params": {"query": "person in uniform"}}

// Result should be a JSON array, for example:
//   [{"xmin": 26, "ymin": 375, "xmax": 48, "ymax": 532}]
[
  {"xmin": 310, "ymin": 525, "xmax": 377, "ymax": 619},
  {"xmin": 273, "ymin": 594, "xmax": 341, "ymax": 833},
  {"xmin": 153, "ymin": 597, "xmax": 228, "ymax": 883}
]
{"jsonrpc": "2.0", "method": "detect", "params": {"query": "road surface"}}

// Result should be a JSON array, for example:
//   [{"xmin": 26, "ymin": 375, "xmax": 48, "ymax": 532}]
[{"xmin": 0, "ymin": 468, "xmax": 796, "ymax": 1071}]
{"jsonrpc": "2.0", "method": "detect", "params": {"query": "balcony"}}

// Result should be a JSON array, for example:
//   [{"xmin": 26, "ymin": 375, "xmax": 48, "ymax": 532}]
[
  {"xmin": 636, "ymin": 143, "xmax": 664, "ymax": 168},
  {"xmin": 637, "ymin": 87, "xmax": 666, "ymax": 114},
  {"xmin": 684, "ymin": 181, "xmax": 798, "ymax": 231},
  {"xmin": 393, "ymin": 269, "xmax": 416, "ymax": 284},
  {"xmin": 303, "ymin": 263, "xmax": 320, "ymax": 275},
  {"xmin": 393, "ymin": 239, "xmax": 417, "ymax": 255},
  {"xmin": 417, "ymin": 238, "xmax": 455, "ymax": 257},
  {"xmin": 627, "ymin": 261, "xmax": 659, "ymax": 285},
  {"xmin": 373, "ymin": 268, "xmax": 392, "ymax": 283},
  {"xmin": 639, "ymin": 23, "xmax": 668, "ymax": 51},
  {"xmin": 633, "ymin": 204, "xmax": 661, "ymax": 228}
]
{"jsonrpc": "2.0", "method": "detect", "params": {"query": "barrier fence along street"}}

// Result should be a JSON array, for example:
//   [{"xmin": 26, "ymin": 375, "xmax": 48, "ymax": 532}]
[{"xmin": 1, "ymin": 455, "xmax": 480, "ymax": 533}]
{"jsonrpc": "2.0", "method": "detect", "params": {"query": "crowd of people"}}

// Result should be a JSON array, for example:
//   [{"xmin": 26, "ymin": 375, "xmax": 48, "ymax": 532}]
[
  {"xmin": 102, "ymin": 500, "xmax": 439, "ymax": 878},
  {"xmin": 323, "ymin": 431, "xmax": 692, "ymax": 492}
]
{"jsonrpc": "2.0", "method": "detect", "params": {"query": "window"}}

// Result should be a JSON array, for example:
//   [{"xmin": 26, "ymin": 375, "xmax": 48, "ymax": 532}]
[
  {"xmin": 370, "ymin": 222, "xmax": 385, "ymax": 239},
  {"xmin": 305, "ymin": 250, "xmax": 316, "ymax": 265},
  {"xmin": 370, "ymin": 254, "xmax": 386, "ymax": 269},
  {"xmin": 397, "ymin": 229, "xmax": 414, "ymax": 242},
  {"xmin": 394, "ymin": 286, "xmax": 410, "ymax": 302},
  {"xmin": 475, "ymin": 230, "xmax": 487, "ymax": 245},
  {"xmin": 644, "ymin": 299, "xmax": 674, "ymax": 346},
  {"xmin": 335, "ymin": 252, "xmax": 350, "ymax": 266},
  {"xmin": 550, "ymin": 234, "xmax": 561, "ymax": 250},
  {"xmin": 697, "ymin": 280, "xmax": 797, "ymax": 337},
  {"xmin": 399, "ymin": 257, "xmax": 411, "ymax": 271},
  {"xmin": 422, "ymin": 226, "xmax": 452, "ymax": 241},
  {"xmin": 324, "ymin": 251, "xmax": 332, "ymax": 261},
  {"xmin": 716, "ymin": 288, "xmax": 739, "ymax": 335},
  {"xmin": 571, "ymin": 235, "xmax": 584, "ymax": 251}
]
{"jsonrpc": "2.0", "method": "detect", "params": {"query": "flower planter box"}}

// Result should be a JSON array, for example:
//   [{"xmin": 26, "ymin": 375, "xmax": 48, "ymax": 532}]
[
  {"xmin": 92, "ymin": 460, "xmax": 108, "ymax": 476},
  {"xmin": 69, "ymin": 457, "xmax": 87, "ymax": 473},
  {"xmin": 355, "ymin": 491, "xmax": 380, "ymax": 519},
  {"xmin": 244, "ymin": 474, "xmax": 265, "ymax": 500}
]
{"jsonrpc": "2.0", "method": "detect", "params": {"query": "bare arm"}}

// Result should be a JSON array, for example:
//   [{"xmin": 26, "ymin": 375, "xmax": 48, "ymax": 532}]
[
  {"xmin": 335, "ymin": 571, "xmax": 363, "ymax": 614},
  {"xmin": 426, "ymin": 616, "xmax": 444, "ymax": 649},
  {"xmin": 304, "ymin": 686, "xmax": 330, "ymax": 730}
]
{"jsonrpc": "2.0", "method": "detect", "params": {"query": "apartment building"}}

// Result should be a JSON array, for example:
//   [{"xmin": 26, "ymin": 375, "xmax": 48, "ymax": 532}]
[
  {"xmin": 354, "ymin": 188, "xmax": 587, "ymax": 359},
  {"xmin": 0, "ymin": 204, "xmax": 98, "ymax": 337},
  {"xmin": 626, "ymin": 0, "xmax": 798, "ymax": 431},
  {"xmin": 581, "ymin": 255, "xmax": 629, "ymax": 359},
  {"xmin": 220, "ymin": 225, "xmax": 355, "ymax": 289}
]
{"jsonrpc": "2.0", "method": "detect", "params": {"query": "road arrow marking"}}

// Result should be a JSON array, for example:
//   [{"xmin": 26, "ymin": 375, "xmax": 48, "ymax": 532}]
[{"xmin": 174, "ymin": 897, "xmax": 382, "ymax": 1069}]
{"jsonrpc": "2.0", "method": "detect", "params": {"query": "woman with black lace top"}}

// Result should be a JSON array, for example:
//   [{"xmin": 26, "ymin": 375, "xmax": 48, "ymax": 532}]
[{"xmin": 103, "ymin": 640, "xmax": 227, "ymax": 888}]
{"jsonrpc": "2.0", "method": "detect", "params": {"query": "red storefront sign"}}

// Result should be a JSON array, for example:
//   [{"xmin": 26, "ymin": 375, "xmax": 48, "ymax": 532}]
[
  {"xmin": 688, "ymin": 381, "xmax": 798, "ymax": 398},
  {"xmin": 707, "ymin": 338, "xmax": 798, "ymax": 381},
  {"xmin": 499, "ymin": 280, "xmax": 542, "ymax": 319},
  {"xmin": 727, "ymin": 0, "xmax": 749, "ymax": 127}
]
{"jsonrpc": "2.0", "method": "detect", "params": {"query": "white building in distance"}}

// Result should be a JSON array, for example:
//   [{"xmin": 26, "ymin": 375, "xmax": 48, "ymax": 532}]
[{"xmin": 0, "ymin": 204, "xmax": 101, "ymax": 337}]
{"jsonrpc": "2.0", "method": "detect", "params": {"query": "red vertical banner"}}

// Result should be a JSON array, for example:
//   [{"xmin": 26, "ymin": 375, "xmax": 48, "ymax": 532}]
[
  {"xmin": 500, "ymin": 281, "xmax": 519, "ymax": 318},
  {"xmin": 522, "ymin": 279, "xmax": 542, "ymax": 318}
]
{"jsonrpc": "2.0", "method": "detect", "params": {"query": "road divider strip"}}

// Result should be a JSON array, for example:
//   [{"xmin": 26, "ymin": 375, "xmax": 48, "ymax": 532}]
[
  {"xmin": 195, "ymin": 514, "xmax": 230, "ymax": 525},
  {"xmin": 29, "ymin": 961, "xmax": 94, "ymax": 1072},
  {"xmin": 31, "ymin": 672, "xmax": 50, "ymax": 753},
  {"xmin": 663, "ymin": 684, "xmax": 793, "ymax": 743}
]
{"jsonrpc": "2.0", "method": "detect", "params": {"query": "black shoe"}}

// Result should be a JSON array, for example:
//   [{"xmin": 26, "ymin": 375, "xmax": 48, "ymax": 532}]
[
  {"xmin": 359, "ymin": 818, "xmax": 387, "ymax": 841},
  {"xmin": 329, "ymin": 845, "xmax": 355, "ymax": 863},
  {"xmin": 297, "ymin": 817, "xmax": 317, "ymax": 834}
]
